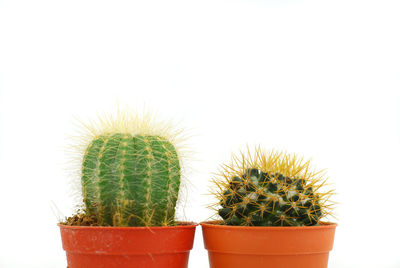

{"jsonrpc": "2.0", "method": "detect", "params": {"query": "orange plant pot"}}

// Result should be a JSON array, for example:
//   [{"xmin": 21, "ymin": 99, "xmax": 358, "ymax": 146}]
[
  {"xmin": 59, "ymin": 222, "xmax": 197, "ymax": 268},
  {"xmin": 201, "ymin": 221, "xmax": 337, "ymax": 268}
]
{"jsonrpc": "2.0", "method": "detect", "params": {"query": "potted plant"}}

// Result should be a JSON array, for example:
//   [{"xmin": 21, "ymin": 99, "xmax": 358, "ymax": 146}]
[
  {"xmin": 201, "ymin": 148, "xmax": 337, "ymax": 268},
  {"xmin": 58, "ymin": 111, "xmax": 197, "ymax": 268}
]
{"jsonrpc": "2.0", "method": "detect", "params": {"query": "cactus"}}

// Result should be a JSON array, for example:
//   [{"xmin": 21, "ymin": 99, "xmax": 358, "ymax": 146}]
[
  {"xmin": 214, "ymin": 149, "xmax": 333, "ymax": 226},
  {"xmin": 77, "ymin": 111, "xmax": 184, "ymax": 227}
]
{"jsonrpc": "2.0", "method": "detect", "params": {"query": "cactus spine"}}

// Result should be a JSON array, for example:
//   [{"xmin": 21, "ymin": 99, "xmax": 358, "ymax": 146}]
[
  {"xmin": 214, "ymin": 149, "xmax": 333, "ymax": 226},
  {"xmin": 79, "ymin": 112, "xmax": 183, "ymax": 227}
]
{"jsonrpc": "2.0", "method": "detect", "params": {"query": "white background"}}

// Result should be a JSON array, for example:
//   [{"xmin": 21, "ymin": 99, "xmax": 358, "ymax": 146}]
[{"xmin": 1, "ymin": 0, "xmax": 400, "ymax": 267}]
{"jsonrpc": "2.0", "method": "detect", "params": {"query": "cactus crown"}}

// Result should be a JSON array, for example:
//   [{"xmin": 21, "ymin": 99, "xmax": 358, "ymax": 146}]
[
  {"xmin": 74, "ymin": 110, "xmax": 186, "ymax": 227},
  {"xmin": 213, "ymin": 148, "xmax": 334, "ymax": 226}
]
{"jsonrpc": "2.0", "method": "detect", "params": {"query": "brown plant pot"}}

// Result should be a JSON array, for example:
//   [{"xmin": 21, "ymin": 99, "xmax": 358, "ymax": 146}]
[
  {"xmin": 59, "ymin": 222, "xmax": 197, "ymax": 268},
  {"xmin": 201, "ymin": 221, "xmax": 337, "ymax": 268}
]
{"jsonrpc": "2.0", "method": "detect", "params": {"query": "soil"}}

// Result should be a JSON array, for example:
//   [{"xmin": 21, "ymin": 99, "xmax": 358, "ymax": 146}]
[
  {"xmin": 61, "ymin": 212, "xmax": 98, "ymax": 226},
  {"xmin": 60, "ymin": 209, "xmax": 194, "ymax": 227}
]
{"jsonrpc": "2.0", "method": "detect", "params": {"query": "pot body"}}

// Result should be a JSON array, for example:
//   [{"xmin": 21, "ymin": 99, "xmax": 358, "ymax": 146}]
[
  {"xmin": 201, "ymin": 221, "xmax": 337, "ymax": 268},
  {"xmin": 59, "ymin": 222, "xmax": 197, "ymax": 268}
]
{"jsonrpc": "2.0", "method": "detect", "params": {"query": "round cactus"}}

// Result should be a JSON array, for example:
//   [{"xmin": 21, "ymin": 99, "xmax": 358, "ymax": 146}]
[
  {"xmin": 75, "ymin": 111, "xmax": 185, "ymax": 227},
  {"xmin": 214, "ymin": 149, "xmax": 333, "ymax": 226}
]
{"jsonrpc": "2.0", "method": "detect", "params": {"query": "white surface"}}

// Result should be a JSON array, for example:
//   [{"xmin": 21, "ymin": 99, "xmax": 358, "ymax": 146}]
[{"xmin": 1, "ymin": 0, "xmax": 400, "ymax": 267}]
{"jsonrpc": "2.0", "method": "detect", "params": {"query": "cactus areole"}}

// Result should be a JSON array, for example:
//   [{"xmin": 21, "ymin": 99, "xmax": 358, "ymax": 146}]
[{"xmin": 82, "ymin": 133, "xmax": 181, "ymax": 227}]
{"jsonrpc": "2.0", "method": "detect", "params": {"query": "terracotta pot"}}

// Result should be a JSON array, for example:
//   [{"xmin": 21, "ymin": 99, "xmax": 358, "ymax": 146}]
[
  {"xmin": 59, "ymin": 222, "xmax": 197, "ymax": 268},
  {"xmin": 201, "ymin": 221, "xmax": 337, "ymax": 268}
]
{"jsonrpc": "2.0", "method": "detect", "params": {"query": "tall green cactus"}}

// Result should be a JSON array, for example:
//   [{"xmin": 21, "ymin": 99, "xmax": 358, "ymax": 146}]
[{"xmin": 82, "ymin": 133, "xmax": 181, "ymax": 227}]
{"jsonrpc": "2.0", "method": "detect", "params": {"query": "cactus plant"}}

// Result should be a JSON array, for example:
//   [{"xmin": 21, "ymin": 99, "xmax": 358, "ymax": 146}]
[
  {"xmin": 214, "ymin": 148, "xmax": 334, "ymax": 226},
  {"xmin": 74, "ymin": 111, "xmax": 184, "ymax": 227}
]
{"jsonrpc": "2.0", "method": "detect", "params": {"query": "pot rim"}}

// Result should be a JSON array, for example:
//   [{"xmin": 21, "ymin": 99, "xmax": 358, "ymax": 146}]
[
  {"xmin": 201, "ymin": 220, "xmax": 337, "ymax": 230},
  {"xmin": 58, "ymin": 221, "xmax": 198, "ymax": 230}
]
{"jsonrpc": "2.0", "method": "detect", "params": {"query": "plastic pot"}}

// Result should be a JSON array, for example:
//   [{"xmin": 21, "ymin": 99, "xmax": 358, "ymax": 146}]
[
  {"xmin": 59, "ymin": 222, "xmax": 197, "ymax": 268},
  {"xmin": 201, "ymin": 221, "xmax": 337, "ymax": 268}
]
